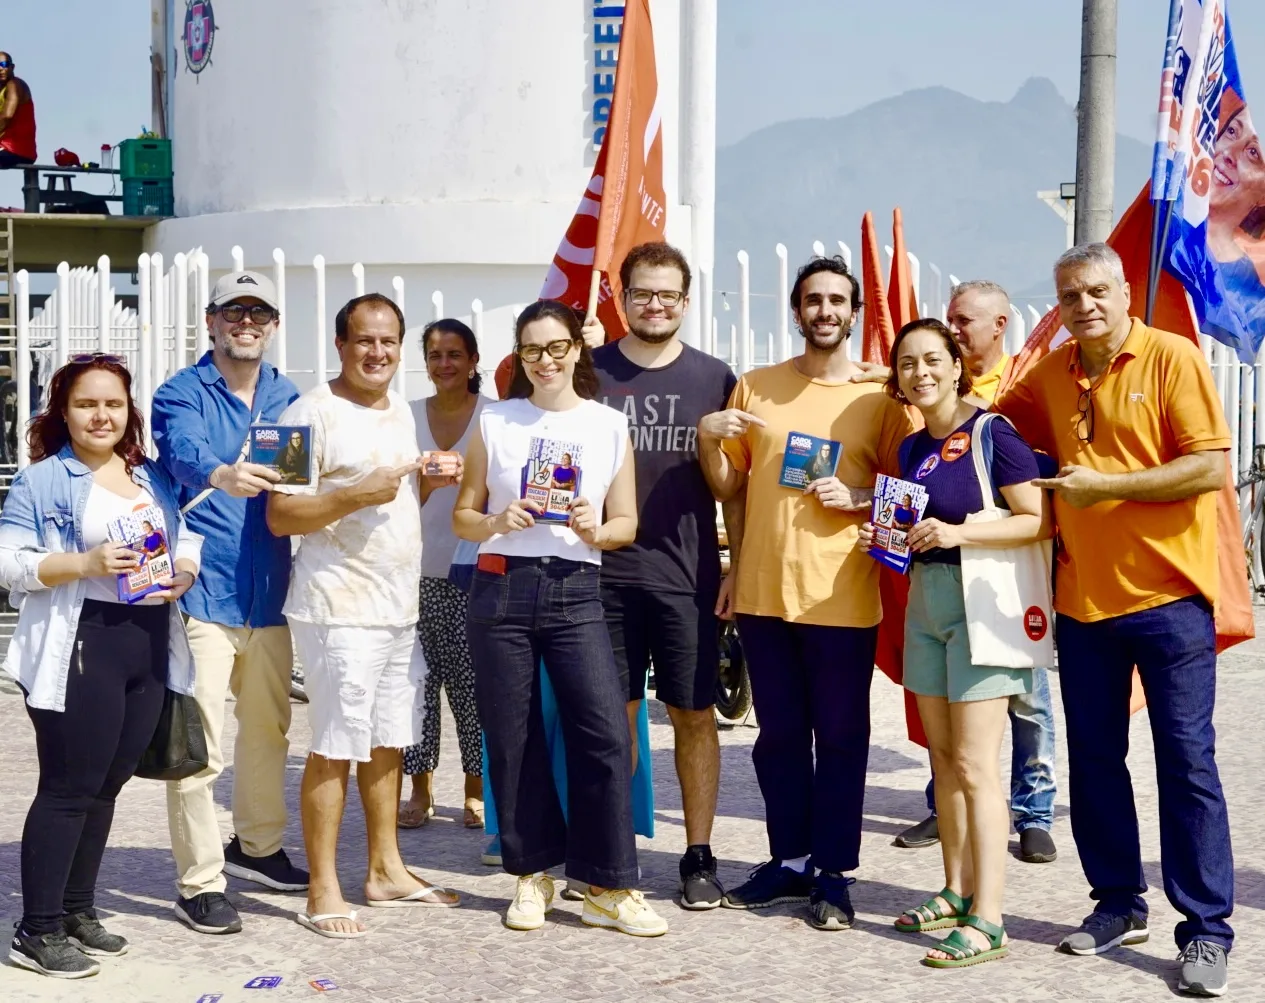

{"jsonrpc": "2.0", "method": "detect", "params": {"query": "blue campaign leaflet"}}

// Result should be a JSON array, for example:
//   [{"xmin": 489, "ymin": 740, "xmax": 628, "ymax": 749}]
[
  {"xmin": 249, "ymin": 424, "xmax": 313, "ymax": 485},
  {"xmin": 243, "ymin": 975, "xmax": 284, "ymax": 989},
  {"xmin": 107, "ymin": 503, "xmax": 173, "ymax": 603},
  {"xmin": 868, "ymin": 474, "xmax": 929, "ymax": 574},
  {"xmin": 520, "ymin": 436, "xmax": 582, "ymax": 522},
  {"xmin": 778, "ymin": 431, "xmax": 841, "ymax": 489}
]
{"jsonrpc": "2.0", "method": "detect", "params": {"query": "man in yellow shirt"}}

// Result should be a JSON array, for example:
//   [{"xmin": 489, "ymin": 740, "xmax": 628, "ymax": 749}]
[
  {"xmin": 696, "ymin": 256, "xmax": 914, "ymax": 931},
  {"xmin": 998, "ymin": 243, "xmax": 1233, "ymax": 996},
  {"xmin": 893, "ymin": 281, "xmax": 1060, "ymax": 867}
]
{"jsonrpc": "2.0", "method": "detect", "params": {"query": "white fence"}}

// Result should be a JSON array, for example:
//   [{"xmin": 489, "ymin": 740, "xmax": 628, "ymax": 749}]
[{"xmin": 8, "ymin": 241, "xmax": 1264, "ymax": 520}]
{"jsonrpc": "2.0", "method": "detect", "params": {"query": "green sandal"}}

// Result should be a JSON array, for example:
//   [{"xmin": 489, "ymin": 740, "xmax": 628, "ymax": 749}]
[
  {"xmin": 894, "ymin": 888, "xmax": 973, "ymax": 933},
  {"xmin": 921, "ymin": 915, "xmax": 1009, "ymax": 968}
]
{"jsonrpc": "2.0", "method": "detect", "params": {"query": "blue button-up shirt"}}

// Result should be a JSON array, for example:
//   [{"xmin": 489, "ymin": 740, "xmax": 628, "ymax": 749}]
[{"xmin": 151, "ymin": 352, "xmax": 300, "ymax": 628}]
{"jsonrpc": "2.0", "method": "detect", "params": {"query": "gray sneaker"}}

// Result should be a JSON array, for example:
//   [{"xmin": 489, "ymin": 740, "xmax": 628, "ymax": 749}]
[
  {"xmin": 1058, "ymin": 911, "xmax": 1150, "ymax": 955},
  {"xmin": 1178, "ymin": 941, "xmax": 1228, "ymax": 997},
  {"xmin": 9, "ymin": 926, "xmax": 100, "ymax": 979}
]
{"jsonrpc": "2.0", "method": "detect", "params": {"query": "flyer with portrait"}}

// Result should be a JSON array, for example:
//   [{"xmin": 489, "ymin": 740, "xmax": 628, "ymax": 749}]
[
  {"xmin": 421, "ymin": 450, "xmax": 462, "ymax": 477},
  {"xmin": 248, "ymin": 424, "xmax": 313, "ymax": 485},
  {"xmin": 868, "ymin": 474, "xmax": 929, "ymax": 574},
  {"xmin": 107, "ymin": 504, "xmax": 173, "ymax": 603},
  {"xmin": 520, "ymin": 437, "xmax": 582, "ymax": 522},
  {"xmin": 778, "ymin": 431, "xmax": 841, "ymax": 489}
]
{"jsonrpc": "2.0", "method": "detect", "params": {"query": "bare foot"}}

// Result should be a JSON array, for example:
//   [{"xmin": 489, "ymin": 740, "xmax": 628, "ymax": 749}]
[
  {"xmin": 305, "ymin": 890, "xmax": 366, "ymax": 936},
  {"xmin": 397, "ymin": 796, "xmax": 434, "ymax": 828},
  {"xmin": 364, "ymin": 866, "xmax": 460, "ymax": 906},
  {"xmin": 925, "ymin": 924, "xmax": 1007, "ymax": 962}
]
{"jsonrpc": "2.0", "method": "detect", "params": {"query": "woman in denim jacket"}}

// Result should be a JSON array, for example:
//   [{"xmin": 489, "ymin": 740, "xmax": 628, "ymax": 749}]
[{"xmin": 0, "ymin": 355, "xmax": 201, "ymax": 980}]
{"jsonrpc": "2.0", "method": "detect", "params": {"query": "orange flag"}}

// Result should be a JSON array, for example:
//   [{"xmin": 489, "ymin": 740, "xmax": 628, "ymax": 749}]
[
  {"xmin": 887, "ymin": 207, "xmax": 917, "ymax": 331},
  {"xmin": 495, "ymin": 0, "xmax": 666, "ymax": 399},
  {"xmin": 998, "ymin": 184, "xmax": 1254, "ymax": 702},
  {"xmin": 861, "ymin": 212, "xmax": 896, "ymax": 365}
]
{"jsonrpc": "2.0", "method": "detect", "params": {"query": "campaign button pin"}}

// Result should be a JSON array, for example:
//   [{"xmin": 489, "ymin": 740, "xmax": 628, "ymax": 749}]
[{"xmin": 1024, "ymin": 606, "xmax": 1048, "ymax": 641}]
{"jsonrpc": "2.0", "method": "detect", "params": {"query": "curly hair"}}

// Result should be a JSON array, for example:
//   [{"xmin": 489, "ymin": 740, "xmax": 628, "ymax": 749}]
[{"xmin": 28, "ymin": 356, "xmax": 147, "ymax": 472}]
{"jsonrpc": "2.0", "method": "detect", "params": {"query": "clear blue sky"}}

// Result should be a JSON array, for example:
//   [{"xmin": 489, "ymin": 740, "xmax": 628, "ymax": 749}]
[{"xmin": 2, "ymin": 1, "xmax": 1264, "ymax": 206}]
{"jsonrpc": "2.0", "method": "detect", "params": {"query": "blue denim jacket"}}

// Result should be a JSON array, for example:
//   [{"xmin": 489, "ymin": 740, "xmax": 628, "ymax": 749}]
[
  {"xmin": 0, "ymin": 445, "xmax": 201, "ymax": 711},
  {"xmin": 151, "ymin": 353, "xmax": 299, "ymax": 628}
]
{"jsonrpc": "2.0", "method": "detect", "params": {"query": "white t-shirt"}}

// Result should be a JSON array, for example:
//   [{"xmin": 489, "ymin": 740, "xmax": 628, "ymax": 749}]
[
  {"xmin": 81, "ymin": 483, "xmax": 164, "ymax": 605},
  {"xmin": 479, "ymin": 397, "xmax": 629, "ymax": 566},
  {"xmin": 411, "ymin": 395, "xmax": 485, "ymax": 580},
  {"xmin": 275, "ymin": 383, "xmax": 423, "ymax": 627}
]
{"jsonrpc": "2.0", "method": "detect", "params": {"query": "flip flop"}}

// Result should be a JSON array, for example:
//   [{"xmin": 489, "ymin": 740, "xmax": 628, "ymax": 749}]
[
  {"xmin": 366, "ymin": 884, "xmax": 461, "ymax": 909},
  {"xmin": 295, "ymin": 911, "xmax": 367, "ymax": 939},
  {"xmin": 398, "ymin": 803, "xmax": 435, "ymax": 829},
  {"xmin": 463, "ymin": 799, "xmax": 485, "ymax": 829}
]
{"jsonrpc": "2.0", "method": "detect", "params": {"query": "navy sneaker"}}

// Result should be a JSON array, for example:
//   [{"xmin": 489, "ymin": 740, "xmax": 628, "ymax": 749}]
[
  {"xmin": 808, "ymin": 872, "xmax": 855, "ymax": 931},
  {"xmin": 174, "ymin": 892, "xmax": 242, "ymax": 935},
  {"xmin": 223, "ymin": 835, "xmax": 309, "ymax": 892},
  {"xmin": 720, "ymin": 860, "xmax": 812, "ymax": 910}
]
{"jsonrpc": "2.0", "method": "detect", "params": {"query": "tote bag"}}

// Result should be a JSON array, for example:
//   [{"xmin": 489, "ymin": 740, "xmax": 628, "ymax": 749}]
[
  {"xmin": 959, "ymin": 413, "xmax": 1055, "ymax": 669},
  {"xmin": 134, "ymin": 688, "xmax": 209, "ymax": 781}
]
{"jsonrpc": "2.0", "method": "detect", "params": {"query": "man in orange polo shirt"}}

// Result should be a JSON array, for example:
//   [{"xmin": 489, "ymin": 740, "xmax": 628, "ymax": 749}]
[
  {"xmin": 696, "ymin": 256, "xmax": 914, "ymax": 931},
  {"xmin": 997, "ymin": 243, "xmax": 1233, "ymax": 997}
]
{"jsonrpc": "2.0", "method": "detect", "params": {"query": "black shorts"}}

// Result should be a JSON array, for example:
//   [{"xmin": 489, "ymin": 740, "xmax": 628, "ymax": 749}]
[{"xmin": 601, "ymin": 582, "xmax": 719, "ymax": 712}]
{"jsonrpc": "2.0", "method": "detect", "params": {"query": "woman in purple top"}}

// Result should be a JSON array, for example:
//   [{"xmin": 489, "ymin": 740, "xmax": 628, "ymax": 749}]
[
  {"xmin": 550, "ymin": 453, "xmax": 578, "ymax": 492},
  {"xmin": 859, "ymin": 319, "xmax": 1051, "ymax": 969}
]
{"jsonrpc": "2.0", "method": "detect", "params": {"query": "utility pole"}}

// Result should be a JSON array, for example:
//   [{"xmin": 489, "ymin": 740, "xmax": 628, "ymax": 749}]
[{"xmin": 1074, "ymin": 0, "xmax": 1117, "ymax": 244}]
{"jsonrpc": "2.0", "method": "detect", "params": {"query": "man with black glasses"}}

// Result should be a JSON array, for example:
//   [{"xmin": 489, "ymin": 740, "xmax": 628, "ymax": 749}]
[
  {"xmin": 592, "ymin": 242, "xmax": 737, "ymax": 910},
  {"xmin": 152, "ymin": 271, "xmax": 307, "ymax": 935}
]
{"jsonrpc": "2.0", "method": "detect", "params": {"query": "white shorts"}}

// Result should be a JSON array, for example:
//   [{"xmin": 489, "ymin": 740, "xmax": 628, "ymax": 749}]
[{"xmin": 289, "ymin": 620, "xmax": 426, "ymax": 763}]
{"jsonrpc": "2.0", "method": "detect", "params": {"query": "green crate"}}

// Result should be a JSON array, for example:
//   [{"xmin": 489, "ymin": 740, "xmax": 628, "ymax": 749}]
[
  {"xmin": 123, "ymin": 178, "xmax": 174, "ymax": 217},
  {"xmin": 119, "ymin": 138, "xmax": 173, "ymax": 180}
]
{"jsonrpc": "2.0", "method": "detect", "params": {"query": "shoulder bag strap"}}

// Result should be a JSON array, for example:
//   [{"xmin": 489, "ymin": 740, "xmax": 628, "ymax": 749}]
[{"xmin": 971, "ymin": 413, "xmax": 999, "ymax": 512}]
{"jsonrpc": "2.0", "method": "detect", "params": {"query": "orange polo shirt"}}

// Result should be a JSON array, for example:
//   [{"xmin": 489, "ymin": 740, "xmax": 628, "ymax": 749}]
[
  {"xmin": 995, "ymin": 319, "xmax": 1230, "ymax": 622},
  {"xmin": 721, "ymin": 361, "xmax": 915, "ymax": 627}
]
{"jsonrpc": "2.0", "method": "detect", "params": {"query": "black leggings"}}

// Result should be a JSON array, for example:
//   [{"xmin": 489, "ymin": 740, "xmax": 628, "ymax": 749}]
[{"xmin": 21, "ymin": 599, "xmax": 168, "ymax": 935}]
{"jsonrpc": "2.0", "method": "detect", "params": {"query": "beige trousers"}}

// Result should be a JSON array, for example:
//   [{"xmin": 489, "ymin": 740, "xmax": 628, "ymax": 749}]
[{"xmin": 165, "ymin": 618, "xmax": 294, "ymax": 898}]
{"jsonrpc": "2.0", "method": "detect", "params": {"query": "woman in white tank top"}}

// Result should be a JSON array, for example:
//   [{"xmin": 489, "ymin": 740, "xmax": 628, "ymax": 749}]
[{"xmin": 454, "ymin": 301, "xmax": 666, "ymax": 938}]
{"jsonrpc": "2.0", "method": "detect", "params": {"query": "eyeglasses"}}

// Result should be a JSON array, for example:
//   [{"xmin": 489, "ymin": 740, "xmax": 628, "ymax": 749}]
[
  {"xmin": 68, "ymin": 352, "xmax": 125, "ymax": 365},
  {"xmin": 1077, "ymin": 387, "xmax": 1095, "ymax": 443},
  {"xmin": 517, "ymin": 339, "xmax": 578, "ymax": 363},
  {"xmin": 216, "ymin": 303, "xmax": 278, "ymax": 325},
  {"xmin": 626, "ymin": 288, "xmax": 684, "ymax": 307}
]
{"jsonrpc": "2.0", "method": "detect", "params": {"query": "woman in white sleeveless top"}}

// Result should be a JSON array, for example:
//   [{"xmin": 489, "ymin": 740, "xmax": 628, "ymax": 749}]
[
  {"xmin": 399, "ymin": 319, "xmax": 486, "ymax": 830},
  {"xmin": 454, "ymin": 300, "xmax": 667, "ymax": 938}
]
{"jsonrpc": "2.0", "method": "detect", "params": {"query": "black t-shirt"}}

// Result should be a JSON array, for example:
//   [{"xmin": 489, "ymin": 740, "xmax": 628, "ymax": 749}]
[{"xmin": 593, "ymin": 341, "xmax": 737, "ymax": 597}]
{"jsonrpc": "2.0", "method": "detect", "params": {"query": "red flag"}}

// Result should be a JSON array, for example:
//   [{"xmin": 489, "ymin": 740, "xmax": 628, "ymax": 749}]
[
  {"xmin": 999, "ymin": 184, "xmax": 1254, "ymax": 682},
  {"xmin": 495, "ymin": 0, "xmax": 666, "ymax": 399},
  {"xmin": 861, "ymin": 212, "xmax": 896, "ymax": 366},
  {"xmin": 887, "ymin": 208, "xmax": 918, "ymax": 331}
]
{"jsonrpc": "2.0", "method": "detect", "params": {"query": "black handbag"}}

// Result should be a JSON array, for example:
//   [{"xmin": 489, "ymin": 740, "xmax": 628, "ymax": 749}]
[{"xmin": 134, "ymin": 689, "xmax": 208, "ymax": 781}]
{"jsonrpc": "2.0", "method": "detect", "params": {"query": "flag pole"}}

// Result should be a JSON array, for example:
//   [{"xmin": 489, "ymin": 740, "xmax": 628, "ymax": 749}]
[{"xmin": 586, "ymin": 269, "xmax": 601, "ymax": 321}]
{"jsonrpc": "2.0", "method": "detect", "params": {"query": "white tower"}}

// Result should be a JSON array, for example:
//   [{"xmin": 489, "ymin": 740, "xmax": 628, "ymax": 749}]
[{"xmin": 147, "ymin": 0, "xmax": 717, "ymax": 393}]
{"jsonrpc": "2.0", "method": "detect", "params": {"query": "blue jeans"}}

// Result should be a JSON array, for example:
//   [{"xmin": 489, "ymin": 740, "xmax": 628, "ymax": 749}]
[
  {"xmin": 1056, "ymin": 596, "xmax": 1234, "ymax": 951},
  {"xmin": 466, "ymin": 557, "xmax": 637, "ymax": 889},
  {"xmin": 924, "ymin": 666, "xmax": 1057, "ymax": 831}
]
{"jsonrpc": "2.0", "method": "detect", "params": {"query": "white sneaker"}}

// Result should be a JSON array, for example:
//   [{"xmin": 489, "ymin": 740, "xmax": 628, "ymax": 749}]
[
  {"xmin": 581, "ymin": 888, "xmax": 668, "ymax": 937},
  {"xmin": 505, "ymin": 874, "xmax": 555, "ymax": 931}
]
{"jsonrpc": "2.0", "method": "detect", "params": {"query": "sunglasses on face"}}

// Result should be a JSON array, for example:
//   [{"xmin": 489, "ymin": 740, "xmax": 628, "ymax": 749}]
[
  {"xmin": 517, "ymin": 338, "xmax": 578, "ymax": 363},
  {"xmin": 0, "ymin": 62, "xmax": 12, "ymax": 69},
  {"xmin": 216, "ymin": 303, "xmax": 278, "ymax": 325},
  {"xmin": 626, "ymin": 287, "xmax": 684, "ymax": 307},
  {"xmin": 69, "ymin": 352, "xmax": 125, "ymax": 365}
]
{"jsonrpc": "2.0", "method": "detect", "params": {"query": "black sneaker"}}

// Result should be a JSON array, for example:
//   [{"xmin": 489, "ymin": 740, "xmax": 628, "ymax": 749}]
[
  {"xmin": 720, "ymin": 860, "xmax": 812, "ymax": 910},
  {"xmin": 808, "ymin": 872, "xmax": 855, "ymax": 931},
  {"xmin": 174, "ymin": 892, "xmax": 243, "ymax": 935},
  {"xmin": 679, "ymin": 847, "xmax": 724, "ymax": 911},
  {"xmin": 9, "ymin": 925, "xmax": 100, "ymax": 979},
  {"xmin": 223, "ymin": 835, "xmax": 309, "ymax": 892},
  {"xmin": 62, "ymin": 912, "xmax": 128, "ymax": 956},
  {"xmin": 893, "ymin": 815, "xmax": 940, "ymax": 848},
  {"xmin": 1058, "ymin": 910, "xmax": 1149, "ymax": 955},
  {"xmin": 1018, "ymin": 826, "xmax": 1058, "ymax": 863},
  {"xmin": 1178, "ymin": 940, "xmax": 1229, "ymax": 997}
]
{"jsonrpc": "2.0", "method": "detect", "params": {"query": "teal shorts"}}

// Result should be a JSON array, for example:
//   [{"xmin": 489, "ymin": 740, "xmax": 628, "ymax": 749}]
[{"xmin": 903, "ymin": 562, "xmax": 1033, "ymax": 704}]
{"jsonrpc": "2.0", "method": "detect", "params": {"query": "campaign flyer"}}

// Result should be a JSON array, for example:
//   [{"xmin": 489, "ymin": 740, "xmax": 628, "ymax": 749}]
[
  {"xmin": 868, "ymin": 474, "xmax": 929, "ymax": 574},
  {"xmin": 421, "ymin": 450, "xmax": 462, "ymax": 477},
  {"xmin": 107, "ymin": 504, "xmax": 173, "ymax": 603},
  {"xmin": 248, "ymin": 424, "xmax": 312, "ymax": 485},
  {"xmin": 520, "ymin": 437, "xmax": 582, "ymax": 522},
  {"xmin": 778, "ymin": 431, "xmax": 841, "ymax": 489}
]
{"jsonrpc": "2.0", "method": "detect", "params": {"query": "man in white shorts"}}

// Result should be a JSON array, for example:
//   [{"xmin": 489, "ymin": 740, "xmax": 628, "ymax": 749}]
[{"xmin": 268, "ymin": 293, "xmax": 460, "ymax": 938}]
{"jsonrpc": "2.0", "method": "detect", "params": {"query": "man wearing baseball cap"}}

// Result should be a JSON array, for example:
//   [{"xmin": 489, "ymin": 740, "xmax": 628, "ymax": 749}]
[{"xmin": 151, "ymin": 271, "xmax": 307, "ymax": 934}]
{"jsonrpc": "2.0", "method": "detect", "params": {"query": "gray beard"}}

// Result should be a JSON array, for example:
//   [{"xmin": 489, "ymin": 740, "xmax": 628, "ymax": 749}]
[{"xmin": 219, "ymin": 336, "xmax": 266, "ymax": 361}]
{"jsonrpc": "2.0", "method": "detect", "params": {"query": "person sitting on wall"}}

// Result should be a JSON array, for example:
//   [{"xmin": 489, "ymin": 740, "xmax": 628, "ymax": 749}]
[{"xmin": 0, "ymin": 52, "xmax": 37, "ymax": 168}]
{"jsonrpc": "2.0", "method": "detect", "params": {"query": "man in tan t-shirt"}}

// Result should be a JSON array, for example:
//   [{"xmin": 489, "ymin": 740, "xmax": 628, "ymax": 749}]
[{"xmin": 696, "ymin": 256, "xmax": 914, "ymax": 931}]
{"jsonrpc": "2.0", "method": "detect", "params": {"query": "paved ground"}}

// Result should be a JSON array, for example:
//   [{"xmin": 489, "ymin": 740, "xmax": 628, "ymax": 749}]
[{"xmin": 0, "ymin": 610, "xmax": 1262, "ymax": 1003}]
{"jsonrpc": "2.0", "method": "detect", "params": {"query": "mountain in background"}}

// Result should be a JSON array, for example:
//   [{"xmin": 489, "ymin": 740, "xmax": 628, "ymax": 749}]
[{"xmin": 713, "ymin": 77, "xmax": 1150, "ymax": 326}]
